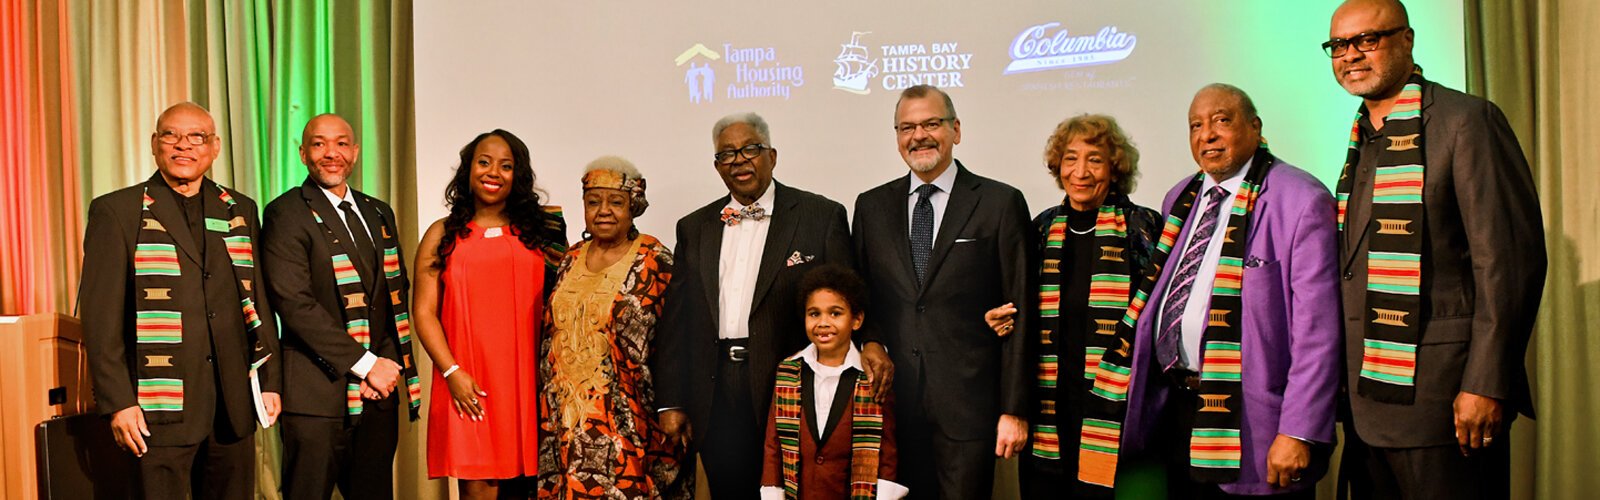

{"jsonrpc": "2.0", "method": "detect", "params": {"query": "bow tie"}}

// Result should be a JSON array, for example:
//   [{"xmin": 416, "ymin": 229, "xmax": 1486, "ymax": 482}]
[{"xmin": 721, "ymin": 204, "xmax": 767, "ymax": 226}]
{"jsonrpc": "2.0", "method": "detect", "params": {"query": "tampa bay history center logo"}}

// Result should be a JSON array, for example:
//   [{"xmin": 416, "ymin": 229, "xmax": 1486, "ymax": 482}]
[
  {"xmin": 675, "ymin": 42, "xmax": 805, "ymax": 104},
  {"xmin": 1004, "ymin": 22, "xmax": 1137, "ymax": 74},
  {"xmin": 832, "ymin": 32, "xmax": 879, "ymax": 95}
]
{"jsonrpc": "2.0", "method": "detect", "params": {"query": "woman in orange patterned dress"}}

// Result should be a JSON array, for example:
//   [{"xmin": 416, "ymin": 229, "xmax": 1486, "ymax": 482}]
[{"xmin": 538, "ymin": 156, "xmax": 689, "ymax": 499}]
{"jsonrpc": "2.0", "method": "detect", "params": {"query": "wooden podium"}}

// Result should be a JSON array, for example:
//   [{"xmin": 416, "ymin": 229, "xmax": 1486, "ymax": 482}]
[{"xmin": 0, "ymin": 313, "xmax": 94, "ymax": 499}]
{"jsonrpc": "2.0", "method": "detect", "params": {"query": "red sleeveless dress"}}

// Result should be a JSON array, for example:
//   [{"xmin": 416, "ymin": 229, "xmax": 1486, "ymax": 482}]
[{"xmin": 427, "ymin": 222, "xmax": 544, "ymax": 479}]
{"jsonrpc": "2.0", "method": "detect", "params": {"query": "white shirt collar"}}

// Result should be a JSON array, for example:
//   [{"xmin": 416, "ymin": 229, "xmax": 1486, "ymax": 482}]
[
  {"xmin": 795, "ymin": 341, "xmax": 863, "ymax": 375},
  {"xmin": 725, "ymin": 182, "xmax": 778, "ymax": 215},
  {"xmin": 320, "ymin": 184, "xmax": 357, "ymax": 208},
  {"xmin": 907, "ymin": 161, "xmax": 958, "ymax": 197},
  {"xmin": 1201, "ymin": 157, "xmax": 1254, "ymax": 195}
]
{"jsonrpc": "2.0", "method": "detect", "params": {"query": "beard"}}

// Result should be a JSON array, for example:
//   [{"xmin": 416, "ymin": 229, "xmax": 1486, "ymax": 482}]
[
  {"xmin": 1339, "ymin": 59, "xmax": 1405, "ymax": 98},
  {"xmin": 904, "ymin": 140, "xmax": 945, "ymax": 173},
  {"xmin": 310, "ymin": 164, "xmax": 350, "ymax": 189}
]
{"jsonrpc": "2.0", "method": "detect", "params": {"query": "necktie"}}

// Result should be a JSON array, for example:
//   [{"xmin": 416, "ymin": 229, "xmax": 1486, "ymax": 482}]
[
  {"xmin": 339, "ymin": 200, "xmax": 377, "ymax": 277},
  {"xmin": 720, "ymin": 203, "xmax": 767, "ymax": 226},
  {"xmin": 911, "ymin": 184, "xmax": 939, "ymax": 285},
  {"xmin": 1156, "ymin": 185, "xmax": 1230, "ymax": 372}
]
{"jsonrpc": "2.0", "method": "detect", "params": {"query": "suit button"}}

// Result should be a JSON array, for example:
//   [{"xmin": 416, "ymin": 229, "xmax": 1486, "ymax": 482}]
[
  {"xmin": 916, "ymin": 305, "xmax": 926, "ymax": 313},
  {"xmin": 912, "ymin": 349, "xmax": 920, "ymax": 357},
  {"xmin": 207, "ymin": 311, "xmax": 217, "ymax": 319},
  {"xmin": 203, "ymin": 271, "xmax": 212, "ymax": 279},
  {"xmin": 206, "ymin": 355, "xmax": 215, "ymax": 363},
  {"xmin": 815, "ymin": 456, "xmax": 824, "ymax": 465},
  {"xmin": 1343, "ymin": 272, "xmax": 1354, "ymax": 280}
]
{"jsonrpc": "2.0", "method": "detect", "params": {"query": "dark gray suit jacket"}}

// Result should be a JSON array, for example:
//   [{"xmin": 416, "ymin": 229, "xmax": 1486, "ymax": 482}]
[
  {"xmin": 78, "ymin": 174, "xmax": 281, "ymax": 446},
  {"xmin": 654, "ymin": 182, "xmax": 854, "ymax": 442},
  {"xmin": 261, "ymin": 179, "xmax": 408, "ymax": 417},
  {"xmin": 1341, "ymin": 80, "xmax": 1546, "ymax": 448},
  {"xmin": 851, "ymin": 161, "xmax": 1034, "ymax": 441}
]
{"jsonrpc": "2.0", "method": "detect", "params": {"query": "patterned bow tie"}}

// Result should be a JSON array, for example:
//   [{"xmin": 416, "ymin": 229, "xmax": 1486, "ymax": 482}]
[{"xmin": 720, "ymin": 204, "xmax": 767, "ymax": 226}]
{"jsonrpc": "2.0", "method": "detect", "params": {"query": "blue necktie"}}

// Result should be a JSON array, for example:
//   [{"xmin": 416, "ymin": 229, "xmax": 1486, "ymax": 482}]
[
  {"xmin": 911, "ymin": 184, "xmax": 939, "ymax": 285},
  {"xmin": 1156, "ymin": 186, "xmax": 1230, "ymax": 372}
]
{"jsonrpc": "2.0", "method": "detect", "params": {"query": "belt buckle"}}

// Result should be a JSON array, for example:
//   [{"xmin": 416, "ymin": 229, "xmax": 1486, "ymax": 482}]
[{"xmin": 727, "ymin": 345, "xmax": 748, "ymax": 362}]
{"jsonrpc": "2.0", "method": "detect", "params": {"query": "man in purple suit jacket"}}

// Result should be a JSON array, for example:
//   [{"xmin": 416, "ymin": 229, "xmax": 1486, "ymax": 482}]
[{"xmin": 1120, "ymin": 84, "xmax": 1342, "ymax": 498}]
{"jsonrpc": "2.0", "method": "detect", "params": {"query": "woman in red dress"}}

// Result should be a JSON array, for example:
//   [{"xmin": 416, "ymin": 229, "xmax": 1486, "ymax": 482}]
[{"xmin": 412, "ymin": 129, "xmax": 566, "ymax": 499}]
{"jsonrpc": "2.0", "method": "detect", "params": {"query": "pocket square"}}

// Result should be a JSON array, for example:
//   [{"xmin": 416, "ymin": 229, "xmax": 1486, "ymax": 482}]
[
  {"xmin": 1244, "ymin": 256, "xmax": 1265, "ymax": 268},
  {"xmin": 954, "ymin": 238, "xmax": 979, "ymax": 243},
  {"xmin": 786, "ymin": 251, "xmax": 815, "ymax": 267}
]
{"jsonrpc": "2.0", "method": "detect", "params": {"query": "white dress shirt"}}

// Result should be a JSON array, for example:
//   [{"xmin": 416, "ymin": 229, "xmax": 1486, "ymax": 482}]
[
  {"xmin": 758, "ymin": 343, "xmax": 910, "ymax": 500},
  {"xmin": 905, "ymin": 164, "xmax": 957, "ymax": 241},
  {"xmin": 321, "ymin": 185, "xmax": 379, "ymax": 378},
  {"xmin": 1165, "ymin": 158, "xmax": 1253, "ymax": 369},
  {"xmin": 718, "ymin": 186, "xmax": 776, "ymax": 340}
]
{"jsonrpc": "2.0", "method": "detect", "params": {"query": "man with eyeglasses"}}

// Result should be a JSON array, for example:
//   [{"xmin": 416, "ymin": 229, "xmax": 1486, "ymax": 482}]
[
  {"xmin": 1325, "ymin": 1, "xmax": 1545, "ymax": 498},
  {"xmin": 851, "ymin": 85, "xmax": 1034, "ymax": 499},
  {"xmin": 78, "ymin": 102, "xmax": 281, "ymax": 499},
  {"xmin": 655, "ymin": 112, "xmax": 893, "ymax": 498}
]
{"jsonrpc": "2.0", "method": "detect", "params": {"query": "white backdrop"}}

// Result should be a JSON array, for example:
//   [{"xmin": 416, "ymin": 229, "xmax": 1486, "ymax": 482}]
[{"xmin": 413, "ymin": 0, "xmax": 1464, "ymax": 246}]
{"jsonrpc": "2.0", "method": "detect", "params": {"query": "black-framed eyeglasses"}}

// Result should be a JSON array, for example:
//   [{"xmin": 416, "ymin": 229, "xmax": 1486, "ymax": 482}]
[
  {"xmin": 714, "ymin": 143, "xmax": 771, "ymax": 164},
  {"xmin": 1322, "ymin": 26, "xmax": 1410, "ymax": 58},
  {"xmin": 156, "ymin": 131, "xmax": 214, "ymax": 145},
  {"xmin": 895, "ymin": 117, "xmax": 953, "ymax": 135}
]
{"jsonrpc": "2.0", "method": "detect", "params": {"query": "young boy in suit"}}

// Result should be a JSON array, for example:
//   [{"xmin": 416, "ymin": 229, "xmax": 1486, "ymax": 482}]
[{"xmin": 760, "ymin": 265, "xmax": 907, "ymax": 499}]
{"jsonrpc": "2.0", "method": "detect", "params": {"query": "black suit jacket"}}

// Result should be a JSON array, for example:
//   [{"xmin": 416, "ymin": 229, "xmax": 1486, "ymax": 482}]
[
  {"xmin": 261, "ymin": 179, "xmax": 409, "ymax": 417},
  {"xmin": 1341, "ymin": 80, "xmax": 1546, "ymax": 448},
  {"xmin": 79, "ymin": 174, "xmax": 281, "ymax": 446},
  {"xmin": 852, "ymin": 161, "xmax": 1034, "ymax": 440},
  {"xmin": 654, "ymin": 182, "xmax": 854, "ymax": 441}
]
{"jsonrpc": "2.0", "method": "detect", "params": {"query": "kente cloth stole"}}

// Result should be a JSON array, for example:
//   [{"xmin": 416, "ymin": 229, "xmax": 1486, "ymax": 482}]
[
  {"xmin": 1077, "ymin": 147, "xmax": 1277, "ymax": 490},
  {"xmin": 132, "ymin": 183, "xmax": 264, "ymax": 423},
  {"xmin": 1030, "ymin": 203, "xmax": 1132, "ymax": 463},
  {"xmin": 1337, "ymin": 70, "xmax": 1428, "ymax": 404},
  {"xmin": 305, "ymin": 203, "xmax": 423, "ymax": 420},
  {"xmin": 773, "ymin": 358, "xmax": 882, "ymax": 500}
]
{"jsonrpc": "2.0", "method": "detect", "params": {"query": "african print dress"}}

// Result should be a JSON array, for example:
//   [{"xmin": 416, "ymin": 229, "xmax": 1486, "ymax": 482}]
[{"xmin": 538, "ymin": 234, "xmax": 688, "ymax": 499}]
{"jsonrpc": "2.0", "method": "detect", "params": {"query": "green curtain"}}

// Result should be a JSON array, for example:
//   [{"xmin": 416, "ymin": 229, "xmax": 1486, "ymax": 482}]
[{"xmin": 1465, "ymin": 1, "xmax": 1600, "ymax": 500}]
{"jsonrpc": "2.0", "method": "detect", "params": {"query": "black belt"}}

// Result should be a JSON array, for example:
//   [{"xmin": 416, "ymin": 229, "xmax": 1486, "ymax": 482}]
[
  {"xmin": 1165, "ymin": 367, "xmax": 1203, "ymax": 392},
  {"xmin": 715, "ymin": 338, "xmax": 749, "ymax": 362}
]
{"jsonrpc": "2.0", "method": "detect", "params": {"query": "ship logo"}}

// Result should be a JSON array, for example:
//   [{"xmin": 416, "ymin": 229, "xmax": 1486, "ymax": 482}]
[{"xmin": 832, "ymin": 32, "xmax": 879, "ymax": 95}]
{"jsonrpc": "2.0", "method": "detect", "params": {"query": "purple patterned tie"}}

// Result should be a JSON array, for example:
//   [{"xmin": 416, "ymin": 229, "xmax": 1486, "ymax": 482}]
[{"xmin": 1156, "ymin": 185, "xmax": 1231, "ymax": 372}]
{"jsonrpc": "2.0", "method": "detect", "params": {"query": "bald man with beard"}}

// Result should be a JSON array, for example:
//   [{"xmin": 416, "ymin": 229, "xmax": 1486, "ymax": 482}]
[
  {"xmin": 79, "ymin": 102, "xmax": 282, "ymax": 498},
  {"xmin": 262, "ymin": 114, "xmax": 420, "ymax": 499},
  {"xmin": 1324, "ymin": 1, "xmax": 1545, "ymax": 498}
]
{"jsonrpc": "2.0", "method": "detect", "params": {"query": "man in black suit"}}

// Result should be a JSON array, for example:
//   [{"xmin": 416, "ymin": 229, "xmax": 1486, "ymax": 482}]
[
  {"xmin": 262, "ymin": 113, "xmax": 417, "ymax": 499},
  {"xmin": 79, "ymin": 102, "xmax": 282, "ymax": 499},
  {"xmin": 852, "ymin": 85, "xmax": 1034, "ymax": 499},
  {"xmin": 1326, "ymin": 1, "xmax": 1546, "ymax": 498},
  {"xmin": 654, "ymin": 112, "xmax": 893, "ymax": 498}
]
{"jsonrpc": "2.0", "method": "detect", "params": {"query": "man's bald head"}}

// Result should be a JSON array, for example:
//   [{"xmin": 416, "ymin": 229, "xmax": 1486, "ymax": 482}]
[
  {"xmin": 150, "ymin": 102, "xmax": 220, "ymax": 192},
  {"xmin": 1334, "ymin": 0, "xmax": 1409, "ymax": 30},
  {"xmin": 1329, "ymin": 0, "xmax": 1416, "ymax": 100},
  {"xmin": 299, "ymin": 113, "xmax": 361, "ymax": 192}
]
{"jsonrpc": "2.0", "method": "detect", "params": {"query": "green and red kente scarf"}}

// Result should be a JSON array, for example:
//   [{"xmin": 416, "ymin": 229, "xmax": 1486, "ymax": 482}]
[
  {"xmin": 1078, "ymin": 146, "xmax": 1276, "ymax": 490},
  {"xmin": 132, "ymin": 181, "xmax": 265, "ymax": 423},
  {"xmin": 305, "ymin": 200, "xmax": 423, "ymax": 420},
  {"xmin": 1338, "ymin": 69, "xmax": 1428, "ymax": 404},
  {"xmin": 1030, "ymin": 201, "xmax": 1134, "ymax": 464},
  {"xmin": 773, "ymin": 357, "xmax": 882, "ymax": 500}
]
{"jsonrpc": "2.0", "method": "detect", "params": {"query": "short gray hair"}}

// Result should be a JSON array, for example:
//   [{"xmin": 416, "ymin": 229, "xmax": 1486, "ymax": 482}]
[{"xmin": 712, "ymin": 112, "xmax": 772, "ymax": 146}]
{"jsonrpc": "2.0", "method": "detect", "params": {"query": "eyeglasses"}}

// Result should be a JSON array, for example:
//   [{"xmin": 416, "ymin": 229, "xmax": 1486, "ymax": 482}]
[
  {"xmin": 714, "ymin": 143, "xmax": 771, "ymax": 164},
  {"xmin": 156, "ymin": 131, "xmax": 214, "ymax": 145},
  {"xmin": 1321, "ymin": 27, "xmax": 1410, "ymax": 58},
  {"xmin": 895, "ymin": 117, "xmax": 954, "ymax": 136}
]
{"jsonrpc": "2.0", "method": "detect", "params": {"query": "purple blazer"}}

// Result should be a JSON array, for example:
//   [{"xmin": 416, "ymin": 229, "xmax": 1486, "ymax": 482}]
[{"xmin": 1122, "ymin": 157, "xmax": 1342, "ymax": 495}]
